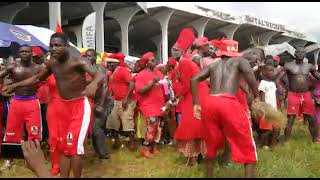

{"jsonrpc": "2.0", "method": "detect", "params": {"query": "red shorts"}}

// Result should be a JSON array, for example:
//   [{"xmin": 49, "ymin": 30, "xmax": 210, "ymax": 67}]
[
  {"xmin": 287, "ymin": 91, "xmax": 316, "ymax": 115},
  {"xmin": 4, "ymin": 96, "xmax": 42, "ymax": 143},
  {"xmin": 47, "ymin": 98, "xmax": 68, "ymax": 152},
  {"xmin": 202, "ymin": 94, "xmax": 257, "ymax": 164},
  {"xmin": 56, "ymin": 97, "xmax": 93, "ymax": 156}
]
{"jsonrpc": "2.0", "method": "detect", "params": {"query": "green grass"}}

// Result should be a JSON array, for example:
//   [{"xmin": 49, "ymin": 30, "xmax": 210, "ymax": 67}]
[{"xmin": 0, "ymin": 120, "xmax": 319, "ymax": 178}]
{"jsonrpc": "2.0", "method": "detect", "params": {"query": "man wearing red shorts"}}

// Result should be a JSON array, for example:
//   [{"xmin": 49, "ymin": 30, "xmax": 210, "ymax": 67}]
[
  {"xmin": 191, "ymin": 39, "xmax": 262, "ymax": 178},
  {"xmin": 0, "ymin": 45, "xmax": 42, "ymax": 143},
  {"xmin": 277, "ymin": 47, "xmax": 320, "ymax": 143},
  {"xmin": 2, "ymin": 33, "xmax": 104, "ymax": 178}
]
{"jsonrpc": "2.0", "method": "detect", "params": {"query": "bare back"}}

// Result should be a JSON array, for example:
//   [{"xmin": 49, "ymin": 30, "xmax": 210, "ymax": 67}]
[
  {"xmin": 208, "ymin": 57, "xmax": 251, "ymax": 96},
  {"xmin": 49, "ymin": 56, "xmax": 88, "ymax": 100},
  {"xmin": 284, "ymin": 61, "xmax": 314, "ymax": 93}
]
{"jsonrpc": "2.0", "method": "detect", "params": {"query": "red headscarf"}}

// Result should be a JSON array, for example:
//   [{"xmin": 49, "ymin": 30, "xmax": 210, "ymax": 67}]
[
  {"xmin": 140, "ymin": 52, "xmax": 155, "ymax": 67},
  {"xmin": 108, "ymin": 52, "xmax": 125, "ymax": 67},
  {"xmin": 115, "ymin": 52, "xmax": 126, "ymax": 67},
  {"xmin": 172, "ymin": 28, "xmax": 195, "ymax": 54},
  {"xmin": 167, "ymin": 57, "xmax": 177, "ymax": 67}
]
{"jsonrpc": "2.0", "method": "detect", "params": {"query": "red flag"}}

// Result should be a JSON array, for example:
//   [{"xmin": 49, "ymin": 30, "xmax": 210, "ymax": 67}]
[{"xmin": 56, "ymin": 23, "xmax": 63, "ymax": 33}]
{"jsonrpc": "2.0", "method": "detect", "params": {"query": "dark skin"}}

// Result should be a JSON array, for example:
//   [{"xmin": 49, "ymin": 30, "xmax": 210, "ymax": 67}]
[
  {"xmin": 277, "ymin": 47, "xmax": 320, "ymax": 143},
  {"xmin": 84, "ymin": 50, "xmax": 109, "ymax": 114},
  {"xmin": 107, "ymin": 62, "xmax": 119, "ymax": 73},
  {"xmin": 2, "ymin": 37, "xmax": 104, "ymax": 178},
  {"xmin": 258, "ymin": 65, "xmax": 275, "ymax": 148},
  {"xmin": 191, "ymin": 55, "xmax": 260, "ymax": 178},
  {"xmin": 2, "ymin": 38, "xmax": 103, "ymax": 100},
  {"xmin": 0, "ymin": 46, "xmax": 41, "ymax": 96}
]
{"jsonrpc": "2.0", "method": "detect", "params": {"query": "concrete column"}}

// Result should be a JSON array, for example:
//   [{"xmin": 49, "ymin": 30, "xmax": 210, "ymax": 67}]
[
  {"xmin": 105, "ymin": 6, "xmax": 141, "ymax": 56},
  {"xmin": 254, "ymin": 31, "xmax": 281, "ymax": 46},
  {"xmin": 49, "ymin": 2, "xmax": 61, "ymax": 31},
  {"xmin": 218, "ymin": 24, "xmax": 241, "ymax": 39},
  {"xmin": 153, "ymin": 9, "xmax": 175, "ymax": 64},
  {"xmin": 151, "ymin": 35, "xmax": 162, "ymax": 60},
  {"xmin": 0, "ymin": 2, "xmax": 29, "ymax": 23},
  {"xmin": 90, "ymin": 2, "xmax": 107, "ymax": 53},
  {"xmin": 314, "ymin": 49, "xmax": 320, "ymax": 69},
  {"xmin": 64, "ymin": 25, "xmax": 82, "ymax": 48},
  {"xmin": 189, "ymin": 17, "xmax": 210, "ymax": 38}
]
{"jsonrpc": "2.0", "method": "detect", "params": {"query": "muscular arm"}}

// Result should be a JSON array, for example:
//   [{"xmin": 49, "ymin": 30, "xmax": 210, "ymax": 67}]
[
  {"xmin": 191, "ymin": 65, "xmax": 211, "ymax": 105},
  {"xmin": 310, "ymin": 64, "xmax": 320, "ymax": 80},
  {"xmin": 239, "ymin": 59, "xmax": 259, "ymax": 99},
  {"xmin": 78, "ymin": 59, "xmax": 104, "ymax": 97},
  {"xmin": 2, "ymin": 66, "xmax": 51, "ymax": 94},
  {"xmin": 0, "ymin": 64, "xmax": 14, "ymax": 79}
]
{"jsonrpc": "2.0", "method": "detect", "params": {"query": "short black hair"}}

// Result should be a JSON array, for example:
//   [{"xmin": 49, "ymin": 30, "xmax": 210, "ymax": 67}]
[
  {"xmin": 265, "ymin": 55, "xmax": 273, "ymax": 60},
  {"xmin": 19, "ymin": 44, "xmax": 32, "ymax": 50},
  {"xmin": 85, "ymin": 49, "xmax": 97, "ymax": 56},
  {"xmin": 50, "ymin": 32, "xmax": 69, "ymax": 45},
  {"xmin": 265, "ymin": 58, "xmax": 274, "ymax": 66}
]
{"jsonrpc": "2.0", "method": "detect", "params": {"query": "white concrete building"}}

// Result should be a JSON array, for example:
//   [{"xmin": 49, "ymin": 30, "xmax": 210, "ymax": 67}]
[{"xmin": 1, "ymin": 2, "xmax": 319, "ymax": 64}]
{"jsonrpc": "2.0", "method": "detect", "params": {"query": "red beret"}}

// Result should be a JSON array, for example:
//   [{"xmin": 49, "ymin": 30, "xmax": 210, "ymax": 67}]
[{"xmin": 140, "ymin": 52, "xmax": 155, "ymax": 67}]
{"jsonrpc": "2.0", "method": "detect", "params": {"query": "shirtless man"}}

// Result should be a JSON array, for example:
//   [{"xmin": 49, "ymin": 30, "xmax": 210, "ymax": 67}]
[
  {"xmin": 277, "ymin": 47, "xmax": 320, "ymax": 143},
  {"xmin": 191, "ymin": 46, "xmax": 260, "ymax": 177},
  {"xmin": 0, "ymin": 45, "xmax": 42, "ymax": 143},
  {"xmin": 84, "ymin": 49, "xmax": 110, "ymax": 160},
  {"xmin": 2, "ymin": 33, "xmax": 104, "ymax": 178}
]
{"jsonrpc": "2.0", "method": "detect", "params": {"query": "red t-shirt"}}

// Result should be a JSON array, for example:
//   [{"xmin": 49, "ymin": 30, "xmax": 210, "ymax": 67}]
[
  {"xmin": 110, "ymin": 66, "xmax": 133, "ymax": 100},
  {"xmin": 134, "ymin": 69, "xmax": 165, "ymax": 118}
]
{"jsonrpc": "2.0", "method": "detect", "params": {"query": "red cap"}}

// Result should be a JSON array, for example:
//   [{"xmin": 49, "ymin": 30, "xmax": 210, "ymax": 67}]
[
  {"xmin": 167, "ymin": 57, "xmax": 177, "ymax": 67},
  {"xmin": 172, "ymin": 28, "xmax": 195, "ymax": 54},
  {"xmin": 273, "ymin": 55, "xmax": 280, "ymax": 62},
  {"xmin": 32, "ymin": 46, "xmax": 44, "ymax": 57},
  {"xmin": 194, "ymin": 37, "xmax": 209, "ymax": 47},
  {"xmin": 115, "ymin": 52, "xmax": 125, "ymax": 67},
  {"xmin": 106, "ymin": 53, "xmax": 120, "ymax": 63},
  {"xmin": 140, "ymin": 52, "xmax": 155, "ymax": 67},
  {"xmin": 210, "ymin": 38, "xmax": 242, "ymax": 57}
]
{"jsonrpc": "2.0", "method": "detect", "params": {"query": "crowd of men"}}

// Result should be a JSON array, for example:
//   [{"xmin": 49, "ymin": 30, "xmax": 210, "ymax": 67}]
[{"xmin": 0, "ymin": 27, "xmax": 319, "ymax": 178}]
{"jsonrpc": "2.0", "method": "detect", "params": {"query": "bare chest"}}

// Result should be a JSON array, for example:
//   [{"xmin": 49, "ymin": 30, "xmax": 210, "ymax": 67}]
[
  {"xmin": 12, "ymin": 65, "xmax": 38, "ymax": 81},
  {"xmin": 51, "ymin": 62, "xmax": 85, "ymax": 85},
  {"xmin": 287, "ymin": 64, "xmax": 310, "ymax": 75}
]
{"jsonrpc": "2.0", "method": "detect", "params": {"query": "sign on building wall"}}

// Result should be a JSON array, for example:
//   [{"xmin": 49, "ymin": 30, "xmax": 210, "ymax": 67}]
[
  {"xmin": 244, "ymin": 15, "xmax": 286, "ymax": 32},
  {"xmin": 82, "ymin": 12, "xmax": 96, "ymax": 49}
]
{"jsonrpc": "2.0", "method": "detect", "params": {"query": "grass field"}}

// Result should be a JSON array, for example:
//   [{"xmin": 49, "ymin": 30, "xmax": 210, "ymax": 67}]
[{"xmin": 0, "ymin": 120, "xmax": 319, "ymax": 178}]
